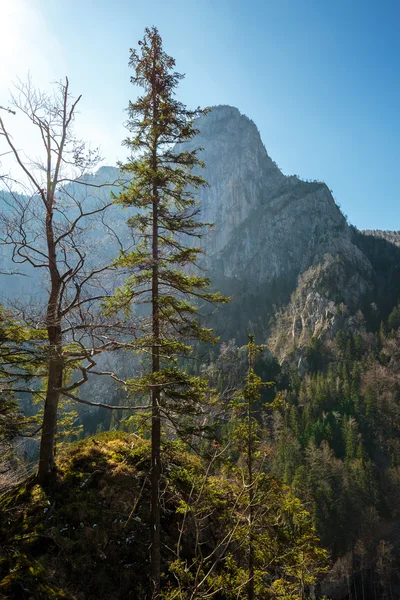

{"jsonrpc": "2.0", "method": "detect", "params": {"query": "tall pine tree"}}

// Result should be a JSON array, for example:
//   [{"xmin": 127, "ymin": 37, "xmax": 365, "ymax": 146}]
[{"xmin": 108, "ymin": 27, "xmax": 228, "ymax": 597}]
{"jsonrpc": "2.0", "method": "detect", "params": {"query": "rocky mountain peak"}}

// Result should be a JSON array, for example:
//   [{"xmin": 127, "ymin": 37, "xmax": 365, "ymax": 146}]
[
  {"xmin": 196, "ymin": 105, "xmax": 283, "ymax": 183},
  {"xmin": 197, "ymin": 105, "xmax": 266, "ymax": 149},
  {"xmin": 183, "ymin": 107, "xmax": 374, "ymax": 344},
  {"xmin": 189, "ymin": 108, "xmax": 363, "ymax": 273}
]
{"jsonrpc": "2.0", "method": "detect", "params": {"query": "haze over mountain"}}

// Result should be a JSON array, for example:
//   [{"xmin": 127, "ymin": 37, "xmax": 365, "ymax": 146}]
[{"xmin": 2, "ymin": 105, "xmax": 399, "ymax": 355}]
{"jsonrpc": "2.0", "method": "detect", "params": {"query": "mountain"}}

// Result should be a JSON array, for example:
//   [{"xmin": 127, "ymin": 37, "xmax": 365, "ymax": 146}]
[
  {"xmin": 4, "ymin": 106, "xmax": 400, "ymax": 597},
  {"xmin": 192, "ymin": 105, "xmax": 354, "ymax": 275},
  {"xmin": 3, "ymin": 105, "xmax": 399, "ymax": 355},
  {"xmin": 182, "ymin": 106, "xmax": 400, "ymax": 350},
  {"xmin": 186, "ymin": 108, "xmax": 400, "ymax": 595}
]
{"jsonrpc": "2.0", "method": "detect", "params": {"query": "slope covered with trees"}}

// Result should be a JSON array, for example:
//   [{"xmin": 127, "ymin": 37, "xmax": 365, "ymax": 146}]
[
  {"xmin": 0, "ymin": 432, "xmax": 327, "ymax": 599},
  {"xmin": 209, "ymin": 301, "xmax": 400, "ymax": 598},
  {"xmin": 2, "ymin": 23, "xmax": 400, "ymax": 600}
]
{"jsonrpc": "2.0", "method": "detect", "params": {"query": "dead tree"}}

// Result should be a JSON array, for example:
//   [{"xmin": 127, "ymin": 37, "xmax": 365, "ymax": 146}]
[{"xmin": 0, "ymin": 77, "xmax": 135, "ymax": 483}]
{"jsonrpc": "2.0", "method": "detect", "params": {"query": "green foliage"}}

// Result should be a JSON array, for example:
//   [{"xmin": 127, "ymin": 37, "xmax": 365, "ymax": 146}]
[
  {"xmin": 170, "ymin": 335, "xmax": 329, "ymax": 599},
  {"xmin": 0, "ymin": 432, "xmax": 327, "ymax": 600},
  {"xmin": 229, "ymin": 334, "xmax": 272, "ymax": 453},
  {"xmin": 0, "ymin": 305, "xmax": 83, "ymax": 464},
  {"xmin": 270, "ymin": 307, "xmax": 400, "ymax": 557},
  {"xmin": 0, "ymin": 306, "xmax": 45, "ymax": 453},
  {"xmin": 163, "ymin": 454, "xmax": 327, "ymax": 600},
  {"xmin": 0, "ymin": 553, "xmax": 73, "ymax": 599},
  {"xmin": 104, "ymin": 27, "xmax": 230, "ymax": 595},
  {"xmin": 106, "ymin": 26, "xmax": 229, "ymax": 429},
  {"xmin": 387, "ymin": 303, "xmax": 400, "ymax": 332},
  {"xmin": 351, "ymin": 227, "xmax": 400, "ymax": 329},
  {"xmin": 0, "ymin": 304, "xmax": 47, "ymax": 380}
]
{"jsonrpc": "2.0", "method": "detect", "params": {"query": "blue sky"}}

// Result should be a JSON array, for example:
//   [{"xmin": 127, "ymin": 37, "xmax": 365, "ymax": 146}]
[{"xmin": 1, "ymin": 0, "xmax": 399, "ymax": 230}]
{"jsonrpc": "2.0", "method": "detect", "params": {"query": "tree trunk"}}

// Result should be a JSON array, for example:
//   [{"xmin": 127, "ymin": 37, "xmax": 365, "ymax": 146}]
[
  {"xmin": 37, "ymin": 194, "xmax": 63, "ymax": 484},
  {"xmin": 151, "ymin": 379, "xmax": 161, "ymax": 599},
  {"xmin": 150, "ymin": 79, "xmax": 161, "ymax": 594},
  {"xmin": 37, "ymin": 335, "xmax": 62, "ymax": 483},
  {"xmin": 248, "ymin": 369, "xmax": 254, "ymax": 600},
  {"xmin": 150, "ymin": 186, "xmax": 161, "ymax": 597}
]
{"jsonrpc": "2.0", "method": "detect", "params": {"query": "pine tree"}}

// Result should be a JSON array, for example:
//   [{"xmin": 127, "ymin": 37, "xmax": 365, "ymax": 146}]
[
  {"xmin": 365, "ymin": 386, "xmax": 377, "ymax": 426},
  {"xmin": 229, "ymin": 334, "xmax": 270, "ymax": 600},
  {"xmin": 351, "ymin": 363, "xmax": 361, "ymax": 412},
  {"xmin": 0, "ymin": 307, "xmax": 27, "ymax": 452},
  {"xmin": 107, "ymin": 27, "xmax": 228, "ymax": 597},
  {"xmin": 0, "ymin": 305, "xmax": 49, "ymax": 480},
  {"xmin": 387, "ymin": 305, "xmax": 400, "ymax": 332}
]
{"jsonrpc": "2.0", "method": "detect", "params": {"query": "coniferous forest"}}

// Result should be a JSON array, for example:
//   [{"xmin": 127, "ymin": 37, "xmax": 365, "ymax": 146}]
[{"xmin": 1, "ymin": 18, "xmax": 400, "ymax": 600}]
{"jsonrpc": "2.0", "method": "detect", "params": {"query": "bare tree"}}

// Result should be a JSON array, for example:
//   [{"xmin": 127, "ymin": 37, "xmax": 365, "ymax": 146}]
[
  {"xmin": 0, "ymin": 106, "xmax": 15, "ymax": 115},
  {"xmin": 0, "ymin": 77, "xmax": 130, "ymax": 483}
]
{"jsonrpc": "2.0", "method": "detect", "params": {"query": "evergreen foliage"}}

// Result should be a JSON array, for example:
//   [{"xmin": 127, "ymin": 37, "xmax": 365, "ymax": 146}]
[
  {"xmin": 0, "ymin": 306, "xmax": 44, "ymax": 459},
  {"xmin": 271, "ymin": 316, "xmax": 400, "ymax": 559},
  {"xmin": 228, "ymin": 334, "xmax": 272, "ymax": 600},
  {"xmin": 4, "ymin": 25, "xmax": 400, "ymax": 599},
  {"xmin": 210, "ymin": 301, "xmax": 400, "ymax": 594},
  {"xmin": 106, "ymin": 26, "xmax": 228, "ymax": 596}
]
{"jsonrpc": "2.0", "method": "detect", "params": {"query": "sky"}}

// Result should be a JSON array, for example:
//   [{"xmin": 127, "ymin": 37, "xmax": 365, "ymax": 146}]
[{"xmin": 0, "ymin": 0, "xmax": 399, "ymax": 230}]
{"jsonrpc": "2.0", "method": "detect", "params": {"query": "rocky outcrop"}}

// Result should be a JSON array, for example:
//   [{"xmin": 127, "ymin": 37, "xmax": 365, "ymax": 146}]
[
  {"xmin": 189, "ymin": 106, "xmax": 369, "ymax": 281},
  {"xmin": 268, "ymin": 254, "xmax": 370, "ymax": 363},
  {"xmin": 190, "ymin": 106, "xmax": 284, "ymax": 255}
]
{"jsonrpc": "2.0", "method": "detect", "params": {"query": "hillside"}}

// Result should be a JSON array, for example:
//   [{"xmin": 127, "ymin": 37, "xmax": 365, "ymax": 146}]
[
  {"xmin": 181, "ymin": 106, "xmax": 372, "ymax": 343},
  {"xmin": 0, "ymin": 432, "xmax": 326, "ymax": 600}
]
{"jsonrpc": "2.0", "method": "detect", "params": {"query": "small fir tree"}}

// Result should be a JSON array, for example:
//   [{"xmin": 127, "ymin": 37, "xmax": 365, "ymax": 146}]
[{"xmin": 229, "ymin": 334, "xmax": 270, "ymax": 600}]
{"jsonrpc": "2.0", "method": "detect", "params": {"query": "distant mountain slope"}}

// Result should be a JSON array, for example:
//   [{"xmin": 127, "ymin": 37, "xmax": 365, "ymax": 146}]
[{"xmin": 362, "ymin": 229, "xmax": 400, "ymax": 247}]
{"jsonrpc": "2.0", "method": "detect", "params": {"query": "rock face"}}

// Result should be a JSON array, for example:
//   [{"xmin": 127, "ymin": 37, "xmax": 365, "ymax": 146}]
[
  {"xmin": 191, "ymin": 107, "xmax": 367, "ymax": 277},
  {"xmin": 268, "ymin": 255, "xmax": 370, "ymax": 363},
  {"xmin": 184, "ymin": 106, "xmax": 374, "ymax": 346},
  {"xmin": 188, "ymin": 106, "xmax": 284, "ymax": 256}
]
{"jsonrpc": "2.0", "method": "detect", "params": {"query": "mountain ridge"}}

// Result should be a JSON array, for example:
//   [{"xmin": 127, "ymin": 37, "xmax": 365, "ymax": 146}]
[
  {"xmin": 2, "ymin": 105, "xmax": 399, "ymax": 352},
  {"xmin": 177, "ymin": 105, "xmax": 379, "ymax": 345}
]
